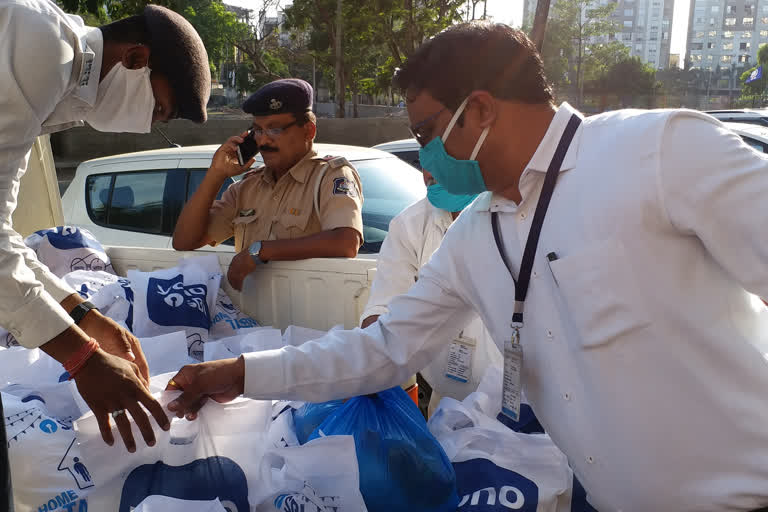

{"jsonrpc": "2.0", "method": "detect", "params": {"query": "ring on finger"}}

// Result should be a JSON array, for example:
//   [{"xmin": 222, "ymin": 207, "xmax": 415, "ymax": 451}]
[{"xmin": 111, "ymin": 409, "xmax": 126, "ymax": 420}]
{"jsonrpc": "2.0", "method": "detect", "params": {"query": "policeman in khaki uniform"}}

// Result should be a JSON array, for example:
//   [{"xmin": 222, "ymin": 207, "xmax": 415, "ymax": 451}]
[{"xmin": 173, "ymin": 79, "xmax": 364, "ymax": 291}]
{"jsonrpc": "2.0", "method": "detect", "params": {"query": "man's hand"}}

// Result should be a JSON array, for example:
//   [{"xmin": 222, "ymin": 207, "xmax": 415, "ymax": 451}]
[
  {"xmin": 74, "ymin": 350, "xmax": 170, "ymax": 452},
  {"xmin": 227, "ymin": 249, "xmax": 258, "ymax": 291},
  {"xmin": 79, "ymin": 311, "xmax": 150, "ymax": 386},
  {"xmin": 166, "ymin": 357, "xmax": 245, "ymax": 421},
  {"xmin": 210, "ymin": 131, "xmax": 256, "ymax": 179}
]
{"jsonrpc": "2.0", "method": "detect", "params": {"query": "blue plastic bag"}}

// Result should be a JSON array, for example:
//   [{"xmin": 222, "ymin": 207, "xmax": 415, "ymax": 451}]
[
  {"xmin": 292, "ymin": 399, "xmax": 344, "ymax": 444},
  {"xmin": 308, "ymin": 387, "xmax": 458, "ymax": 512}
]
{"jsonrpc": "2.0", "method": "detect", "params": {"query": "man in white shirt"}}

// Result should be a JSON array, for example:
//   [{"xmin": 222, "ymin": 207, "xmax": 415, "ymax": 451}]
[
  {"xmin": 167, "ymin": 22, "xmax": 768, "ymax": 510},
  {"xmin": 0, "ymin": 0, "xmax": 210, "ymax": 473},
  {"xmin": 360, "ymin": 170, "xmax": 501, "ymax": 415}
]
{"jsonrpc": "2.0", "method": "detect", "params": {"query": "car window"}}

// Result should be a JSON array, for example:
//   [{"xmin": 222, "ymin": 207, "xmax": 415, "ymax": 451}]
[
  {"xmin": 86, "ymin": 174, "xmax": 113, "ymax": 224},
  {"xmin": 86, "ymin": 170, "xmax": 184, "ymax": 235},
  {"xmin": 109, "ymin": 172, "xmax": 168, "ymax": 233},
  {"xmin": 390, "ymin": 150, "xmax": 421, "ymax": 170},
  {"xmin": 740, "ymin": 135, "xmax": 767, "ymax": 153},
  {"xmin": 353, "ymin": 157, "xmax": 426, "ymax": 253},
  {"xmin": 187, "ymin": 169, "xmax": 235, "ymax": 201}
]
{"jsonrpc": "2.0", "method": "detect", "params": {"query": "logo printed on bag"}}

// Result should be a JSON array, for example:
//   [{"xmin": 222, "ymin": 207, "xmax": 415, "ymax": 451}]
[
  {"xmin": 58, "ymin": 439, "xmax": 95, "ymax": 491},
  {"xmin": 187, "ymin": 332, "xmax": 205, "ymax": 360},
  {"xmin": 71, "ymin": 253, "xmax": 111, "ymax": 273},
  {"xmin": 147, "ymin": 275, "xmax": 210, "ymax": 329},
  {"xmin": 119, "ymin": 457, "xmax": 249, "ymax": 512},
  {"xmin": 453, "ymin": 459, "xmax": 538, "ymax": 511},
  {"xmin": 273, "ymin": 483, "xmax": 340, "ymax": 512},
  {"xmin": 36, "ymin": 489, "xmax": 87, "ymax": 512},
  {"xmin": 36, "ymin": 227, "xmax": 104, "ymax": 252}
]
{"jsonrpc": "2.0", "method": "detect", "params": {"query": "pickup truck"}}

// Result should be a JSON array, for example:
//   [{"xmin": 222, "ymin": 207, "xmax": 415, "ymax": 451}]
[{"xmin": 17, "ymin": 135, "xmax": 385, "ymax": 332}]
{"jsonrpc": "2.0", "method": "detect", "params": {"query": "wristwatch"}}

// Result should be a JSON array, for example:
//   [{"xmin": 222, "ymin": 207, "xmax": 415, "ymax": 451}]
[
  {"xmin": 248, "ymin": 241, "xmax": 267, "ymax": 265},
  {"xmin": 69, "ymin": 301, "xmax": 98, "ymax": 325}
]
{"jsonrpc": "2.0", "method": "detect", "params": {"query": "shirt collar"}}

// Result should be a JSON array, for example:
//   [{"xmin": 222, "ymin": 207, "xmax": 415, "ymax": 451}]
[
  {"xmin": 476, "ymin": 102, "xmax": 584, "ymax": 213},
  {"xmin": 73, "ymin": 26, "xmax": 104, "ymax": 107},
  {"xmin": 426, "ymin": 200, "xmax": 455, "ymax": 231},
  {"xmin": 523, "ymin": 102, "xmax": 583, "ymax": 175}
]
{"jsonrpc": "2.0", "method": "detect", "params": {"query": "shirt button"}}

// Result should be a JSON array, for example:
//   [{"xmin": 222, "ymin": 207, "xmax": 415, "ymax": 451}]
[
  {"xmin": 563, "ymin": 392, "xmax": 571, "ymax": 401},
  {"xmin": 273, "ymin": 195, "xmax": 279, "ymax": 201},
  {"xmin": 519, "ymin": 211, "xmax": 527, "ymax": 220},
  {"xmin": 546, "ymin": 329, "xmax": 553, "ymax": 338},
  {"xmin": 586, "ymin": 456, "xmax": 595, "ymax": 464},
  {"xmin": 533, "ymin": 270, "xmax": 538, "ymax": 278}
]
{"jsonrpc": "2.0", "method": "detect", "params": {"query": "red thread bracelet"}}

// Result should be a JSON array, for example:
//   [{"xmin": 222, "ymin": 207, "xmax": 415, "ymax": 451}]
[{"xmin": 64, "ymin": 338, "xmax": 100, "ymax": 380}]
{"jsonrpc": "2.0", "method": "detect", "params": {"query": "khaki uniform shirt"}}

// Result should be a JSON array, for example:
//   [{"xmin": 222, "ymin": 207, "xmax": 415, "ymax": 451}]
[{"xmin": 206, "ymin": 148, "xmax": 364, "ymax": 251}]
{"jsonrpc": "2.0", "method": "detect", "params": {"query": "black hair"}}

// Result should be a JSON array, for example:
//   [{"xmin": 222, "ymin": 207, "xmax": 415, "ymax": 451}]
[
  {"xmin": 393, "ymin": 22, "xmax": 553, "ymax": 111},
  {"xmin": 99, "ymin": 15, "xmax": 150, "ymax": 45}
]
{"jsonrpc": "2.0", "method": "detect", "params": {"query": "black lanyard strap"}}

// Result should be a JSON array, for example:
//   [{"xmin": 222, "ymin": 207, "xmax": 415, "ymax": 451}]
[{"xmin": 492, "ymin": 113, "xmax": 582, "ymax": 325}]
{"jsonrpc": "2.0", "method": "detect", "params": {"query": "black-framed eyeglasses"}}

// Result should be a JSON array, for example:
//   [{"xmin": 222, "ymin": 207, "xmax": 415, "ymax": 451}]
[
  {"xmin": 250, "ymin": 121, "xmax": 298, "ymax": 139},
  {"xmin": 409, "ymin": 108, "xmax": 447, "ymax": 147}
]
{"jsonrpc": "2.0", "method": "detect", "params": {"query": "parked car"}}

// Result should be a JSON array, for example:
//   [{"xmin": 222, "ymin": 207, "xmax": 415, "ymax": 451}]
[
  {"xmin": 705, "ymin": 109, "xmax": 768, "ymax": 127},
  {"xmin": 723, "ymin": 121, "xmax": 768, "ymax": 153},
  {"xmin": 61, "ymin": 143, "xmax": 426, "ymax": 254},
  {"xmin": 372, "ymin": 138, "xmax": 420, "ymax": 169}
]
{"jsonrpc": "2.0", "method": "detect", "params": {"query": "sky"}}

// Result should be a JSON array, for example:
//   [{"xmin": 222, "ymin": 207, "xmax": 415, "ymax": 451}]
[{"xmin": 226, "ymin": 0, "xmax": 689, "ymax": 67}]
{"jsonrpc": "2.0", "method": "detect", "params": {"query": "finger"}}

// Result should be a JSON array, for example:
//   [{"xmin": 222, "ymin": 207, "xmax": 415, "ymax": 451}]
[
  {"xmin": 242, "ymin": 157, "xmax": 256, "ymax": 171},
  {"xmin": 137, "ymin": 388, "xmax": 171, "ymax": 431},
  {"xmin": 167, "ymin": 386, "xmax": 207, "ymax": 418},
  {"xmin": 129, "ymin": 338, "xmax": 150, "ymax": 387},
  {"xmin": 113, "ymin": 410, "xmax": 136, "ymax": 453},
  {"xmin": 184, "ymin": 396, "xmax": 209, "ymax": 421},
  {"xmin": 95, "ymin": 410, "xmax": 114, "ymax": 447},
  {"xmin": 127, "ymin": 402, "xmax": 156, "ymax": 447},
  {"xmin": 165, "ymin": 365, "xmax": 197, "ymax": 392}
]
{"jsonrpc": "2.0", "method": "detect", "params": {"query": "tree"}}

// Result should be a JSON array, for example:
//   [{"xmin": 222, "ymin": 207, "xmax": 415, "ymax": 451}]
[
  {"xmin": 548, "ymin": 0, "xmax": 619, "ymax": 106},
  {"xmin": 739, "ymin": 43, "xmax": 768, "ymax": 105},
  {"xmin": 593, "ymin": 56, "xmax": 658, "ymax": 104}
]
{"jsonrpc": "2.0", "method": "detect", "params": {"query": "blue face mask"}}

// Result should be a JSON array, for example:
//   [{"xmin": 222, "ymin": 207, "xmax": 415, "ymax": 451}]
[
  {"xmin": 426, "ymin": 184, "xmax": 478, "ymax": 212},
  {"xmin": 418, "ymin": 96, "xmax": 490, "ymax": 195}
]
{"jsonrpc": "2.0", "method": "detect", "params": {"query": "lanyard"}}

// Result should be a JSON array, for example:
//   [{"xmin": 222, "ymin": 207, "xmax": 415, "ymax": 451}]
[{"xmin": 491, "ymin": 114, "xmax": 582, "ymax": 327}]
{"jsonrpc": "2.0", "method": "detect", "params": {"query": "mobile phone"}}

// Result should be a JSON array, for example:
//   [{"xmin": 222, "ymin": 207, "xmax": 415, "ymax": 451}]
[{"xmin": 237, "ymin": 129, "xmax": 260, "ymax": 166}]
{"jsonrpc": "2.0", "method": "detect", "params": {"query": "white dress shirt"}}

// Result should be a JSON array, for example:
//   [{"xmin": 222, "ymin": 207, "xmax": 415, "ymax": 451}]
[
  {"xmin": 360, "ymin": 197, "xmax": 502, "ymax": 407},
  {"xmin": 244, "ymin": 102, "xmax": 768, "ymax": 510},
  {"xmin": 0, "ymin": 0, "xmax": 103, "ymax": 347}
]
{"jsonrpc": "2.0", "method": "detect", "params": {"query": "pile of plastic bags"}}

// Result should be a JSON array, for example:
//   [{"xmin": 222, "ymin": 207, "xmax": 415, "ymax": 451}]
[{"xmin": 2, "ymin": 226, "xmax": 599, "ymax": 512}]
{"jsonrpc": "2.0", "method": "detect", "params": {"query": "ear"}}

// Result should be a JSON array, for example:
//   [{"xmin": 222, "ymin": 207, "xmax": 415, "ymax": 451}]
[
  {"xmin": 304, "ymin": 120, "xmax": 317, "ymax": 142},
  {"xmin": 121, "ymin": 45, "xmax": 151, "ymax": 70},
  {"xmin": 466, "ymin": 91, "xmax": 497, "ymax": 129}
]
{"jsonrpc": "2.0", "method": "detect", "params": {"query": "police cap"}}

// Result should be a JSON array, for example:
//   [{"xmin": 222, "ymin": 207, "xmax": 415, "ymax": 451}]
[
  {"xmin": 144, "ymin": 5, "xmax": 210, "ymax": 123},
  {"xmin": 242, "ymin": 79, "xmax": 314, "ymax": 117}
]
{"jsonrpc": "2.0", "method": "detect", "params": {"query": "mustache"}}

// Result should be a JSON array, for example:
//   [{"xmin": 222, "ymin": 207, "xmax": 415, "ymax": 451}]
[{"xmin": 260, "ymin": 146, "xmax": 278, "ymax": 152}]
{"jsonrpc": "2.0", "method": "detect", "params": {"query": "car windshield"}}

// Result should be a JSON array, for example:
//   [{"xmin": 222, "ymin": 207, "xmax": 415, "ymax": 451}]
[{"xmin": 353, "ymin": 156, "xmax": 425, "ymax": 253}]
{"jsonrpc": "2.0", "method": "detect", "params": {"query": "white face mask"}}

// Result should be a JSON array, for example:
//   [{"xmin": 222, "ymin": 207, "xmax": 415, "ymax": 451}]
[{"xmin": 84, "ymin": 64, "xmax": 155, "ymax": 133}]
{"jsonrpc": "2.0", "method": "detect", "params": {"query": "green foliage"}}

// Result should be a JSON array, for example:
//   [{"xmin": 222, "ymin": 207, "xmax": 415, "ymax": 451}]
[
  {"xmin": 539, "ymin": 0, "xmax": 619, "ymax": 103},
  {"xmin": 592, "ymin": 56, "xmax": 658, "ymax": 95},
  {"xmin": 739, "ymin": 43, "xmax": 768, "ymax": 101}
]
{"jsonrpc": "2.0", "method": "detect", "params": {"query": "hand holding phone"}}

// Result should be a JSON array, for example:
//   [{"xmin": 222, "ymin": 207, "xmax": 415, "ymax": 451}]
[{"xmin": 237, "ymin": 128, "xmax": 260, "ymax": 166}]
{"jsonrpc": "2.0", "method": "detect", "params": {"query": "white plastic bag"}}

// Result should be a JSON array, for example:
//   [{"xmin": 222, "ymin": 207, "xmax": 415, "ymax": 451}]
[
  {"xmin": 253, "ymin": 435, "xmax": 367, "ymax": 512},
  {"xmin": 139, "ymin": 331, "xmax": 198, "ymax": 377},
  {"xmin": 90, "ymin": 277, "xmax": 135, "ymax": 331},
  {"xmin": 210, "ymin": 288, "xmax": 261, "ymax": 339},
  {"xmin": 25, "ymin": 226, "xmax": 114, "ymax": 278},
  {"xmin": 429, "ymin": 397, "xmax": 574, "ymax": 512},
  {"xmin": 134, "ymin": 496, "xmax": 228, "ymax": 512},
  {"xmin": 61, "ymin": 270, "xmax": 120, "ymax": 300},
  {"xmin": 75, "ymin": 393, "xmax": 271, "ymax": 512},
  {"xmin": 128, "ymin": 255, "xmax": 222, "ymax": 358},
  {"xmin": 4, "ymin": 391, "xmax": 92, "ymax": 512}
]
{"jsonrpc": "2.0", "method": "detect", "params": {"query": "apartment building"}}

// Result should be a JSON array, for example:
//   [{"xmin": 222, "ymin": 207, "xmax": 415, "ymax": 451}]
[
  {"xmin": 523, "ymin": 0, "xmax": 675, "ymax": 69},
  {"xmin": 685, "ymin": 0, "xmax": 768, "ymax": 93}
]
